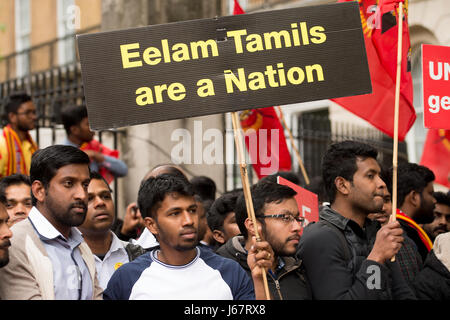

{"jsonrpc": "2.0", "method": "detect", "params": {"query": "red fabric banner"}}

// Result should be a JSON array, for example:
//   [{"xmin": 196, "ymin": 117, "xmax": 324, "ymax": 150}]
[
  {"xmin": 240, "ymin": 108, "xmax": 292, "ymax": 178},
  {"xmin": 233, "ymin": 0, "xmax": 292, "ymax": 178},
  {"xmin": 81, "ymin": 139, "xmax": 119, "ymax": 184},
  {"xmin": 331, "ymin": 0, "xmax": 415, "ymax": 141},
  {"xmin": 419, "ymin": 129, "xmax": 450, "ymax": 188}
]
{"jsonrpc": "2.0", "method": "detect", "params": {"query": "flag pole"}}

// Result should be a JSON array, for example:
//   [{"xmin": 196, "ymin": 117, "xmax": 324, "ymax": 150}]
[
  {"xmin": 276, "ymin": 106, "xmax": 310, "ymax": 185},
  {"xmin": 390, "ymin": 1, "xmax": 404, "ymax": 262},
  {"xmin": 231, "ymin": 111, "xmax": 271, "ymax": 300}
]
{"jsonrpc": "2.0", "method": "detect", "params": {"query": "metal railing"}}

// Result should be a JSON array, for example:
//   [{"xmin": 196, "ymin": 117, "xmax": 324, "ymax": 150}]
[
  {"xmin": 0, "ymin": 25, "xmax": 100, "ymax": 82},
  {"xmin": 227, "ymin": 112, "xmax": 408, "ymax": 190},
  {"xmin": 0, "ymin": 25, "xmax": 125, "ymax": 216}
]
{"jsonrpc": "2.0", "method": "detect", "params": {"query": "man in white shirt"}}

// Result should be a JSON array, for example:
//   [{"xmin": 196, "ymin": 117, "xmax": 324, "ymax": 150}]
[
  {"xmin": 104, "ymin": 173, "xmax": 273, "ymax": 300},
  {"xmin": 0, "ymin": 145, "xmax": 103, "ymax": 299},
  {"xmin": 78, "ymin": 171, "xmax": 145, "ymax": 289}
]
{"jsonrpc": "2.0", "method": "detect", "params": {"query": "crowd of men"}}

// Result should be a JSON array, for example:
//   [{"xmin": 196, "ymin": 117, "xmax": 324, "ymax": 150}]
[{"xmin": 0, "ymin": 92, "xmax": 449, "ymax": 300}]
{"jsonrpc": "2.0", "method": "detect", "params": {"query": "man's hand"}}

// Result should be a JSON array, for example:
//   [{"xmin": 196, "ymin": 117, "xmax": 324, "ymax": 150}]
[
  {"xmin": 121, "ymin": 202, "xmax": 145, "ymax": 238},
  {"xmin": 247, "ymin": 236, "xmax": 274, "ymax": 300},
  {"xmin": 368, "ymin": 221, "xmax": 404, "ymax": 264}
]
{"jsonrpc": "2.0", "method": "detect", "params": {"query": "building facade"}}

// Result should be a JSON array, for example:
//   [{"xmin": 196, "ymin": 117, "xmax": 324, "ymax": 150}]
[{"xmin": 0, "ymin": 0, "xmax": 448, "ymax": 217}]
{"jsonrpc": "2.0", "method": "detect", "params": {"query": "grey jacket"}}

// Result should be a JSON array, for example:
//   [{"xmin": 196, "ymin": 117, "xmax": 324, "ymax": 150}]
[{"xmin": 0, "ymin": 219, "xmax": 103, "ymax": 300}]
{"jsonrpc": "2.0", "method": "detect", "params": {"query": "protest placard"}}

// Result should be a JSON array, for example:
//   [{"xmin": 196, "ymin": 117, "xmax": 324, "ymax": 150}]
[
  {"xmin": 277, "ymin": 176, "xmax": 319, "ymax": 232},
  {"xmin": 77, "ymin": 1, "xmax": 371, "ymax": 130},
  {"xmin": 422, "ymin": 44, "xmax": 450, "ymax": 129}
]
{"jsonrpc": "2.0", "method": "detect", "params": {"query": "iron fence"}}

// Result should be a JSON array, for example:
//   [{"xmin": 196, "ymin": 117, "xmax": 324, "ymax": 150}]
[
  {"xmin": 227, "ymin": 112, "xmax": 408, "ymax": 191},
  {"xmin": 297, "ymin": 113, "xmax": 408, "ymax": 186},
  {"xmin": 0, "ymin": 25, "xmax": 124, "ymax": 215}
]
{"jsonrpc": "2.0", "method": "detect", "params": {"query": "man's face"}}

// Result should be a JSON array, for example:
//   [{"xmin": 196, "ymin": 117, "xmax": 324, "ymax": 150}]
[
  {"xmin": 416, "ymin": 182, "xmax": 436, "ymax": 224},
  {"xmin": 148, "ymin": 193, "xmax": 198, "ymax": 252},
  {"xmin": 260, "ymin": 197, "xmax": 301, "ymax": 257},
  {"xmin": 222, "ymin": 211, "xmax": 241, "ymax": 241},
  {"xmin": 0, "ymin": 204, "xmax": 13, "ymax": 268},
  {"xmin": 44, "ymin": 164, "xmax": 90, "ymax": 228},
  {"xmin": 74, "ymin": 117, "xmax": 94, "ymax": 143},
  {"xmin": 4, "ymin": 183, "xmax": 32, "ymax": 225},
  {"xmin": 78, "ymin": 178, "xmax": 115, "ymax": 234},
  {"xmin": 368, "ymin": 188, "xmax": 392, "ymax": 226},
  {"xmin": 14, "ymin": 101, "xmax": 37, "ymax": 131},
  {"xmin": 423, "ymin": 203, "xmax": 450, "ymax": 241},
  {"xmin": 212, "ymin": 211, "xmax": 241, "ymax": 245},
  {"xmin": 196, "ymin": 200, "xmax": 207, "ymax": 241},
  {"xmin": 347, "ymin": 157, "xmax": 386, "ymax": 214}
]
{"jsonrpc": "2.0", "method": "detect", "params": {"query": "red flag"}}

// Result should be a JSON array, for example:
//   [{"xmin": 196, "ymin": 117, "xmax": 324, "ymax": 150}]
[
  {"xmin": 378, "ymin": 0, "xmax": 405, "ymax": 15},
  {"xmin": 419, "ymin": 129, "xmax": 450, "ymax": 188},
  {"xmin": 331, "ymin": 0, "xmax": 416, "ymax": 141},
  {"xmin": 372, "ymin": 0, "xmax": 413, "ymax": 110},
  {"xmin": 240, "ymin": 108, "xmax": 292, "ymax": 178},
  {"xmin": 233, "ymin": 0, "xmax": 245, "ymax": 15},
  {"xmin": 81, "ymin": 139, "xmax": 120, "ymax": 184},
  {"xmin": 278, "ymin": 176, "xmax": 319, "ymax": 234},
  {"xmin": 233, "ymin": 0, "xmax": 291, "ymax": 178}
]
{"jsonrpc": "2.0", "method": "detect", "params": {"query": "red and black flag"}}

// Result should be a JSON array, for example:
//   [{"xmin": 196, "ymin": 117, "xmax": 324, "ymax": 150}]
[
  {"xmin": 233, "ymin": 0, "xmax": 292, "ymax": 178},
  {"xmin": 332, "ymin": 0, "xmax": 415, "ymax": 141}
]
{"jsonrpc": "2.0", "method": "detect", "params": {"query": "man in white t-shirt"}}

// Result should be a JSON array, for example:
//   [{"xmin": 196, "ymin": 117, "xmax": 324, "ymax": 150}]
[{"xmin": 104, "ymin": 173, "xmax": 273, "ymax": 300}]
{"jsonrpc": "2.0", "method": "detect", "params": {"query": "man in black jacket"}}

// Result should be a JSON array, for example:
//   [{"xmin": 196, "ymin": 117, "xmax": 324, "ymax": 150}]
[
  {"xmin": 297, "ymin": 140, "xmax": 415, "ymax": 300},
  {"xmin": 413, "ymin": 232, "xmax": 450, "ymax": 300},
  {"xmin": 216, "ymin": 177, "xmax": 312, "ymax": 300}
]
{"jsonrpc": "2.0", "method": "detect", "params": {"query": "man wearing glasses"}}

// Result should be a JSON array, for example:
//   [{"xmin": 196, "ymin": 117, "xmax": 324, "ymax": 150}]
[
  {"xmin": 0, "ymin": 92, "xmax": 38, "ymax": 178},
  {"xmin": 216, "ymin": 177, "xmax": 312, "ymax": 300}
]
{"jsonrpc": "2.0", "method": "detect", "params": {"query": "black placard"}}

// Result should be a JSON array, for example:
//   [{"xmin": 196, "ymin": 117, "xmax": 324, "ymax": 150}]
[{"xmin": 77, "ymin": 2, "xmax": 371, "ymax": 130}]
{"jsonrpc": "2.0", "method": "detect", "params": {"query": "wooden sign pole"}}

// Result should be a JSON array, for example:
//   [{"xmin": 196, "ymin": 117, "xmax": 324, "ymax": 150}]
[
  {"xmin": 390, "ymin": 1, "xmax": 404, "ymax": 262},
  {"xmin": 276, "ymin": 106, "xmax": 310, "ymax": 185},
  {"xmin": 231, "ymin": 111, "xmax": 271, "ymax": 300}
]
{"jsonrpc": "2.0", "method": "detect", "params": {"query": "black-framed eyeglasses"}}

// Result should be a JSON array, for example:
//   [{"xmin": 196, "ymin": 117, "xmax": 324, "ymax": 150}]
[{"xmin": 261, "ymin": 214, "xmax": 305, "ymax": 226}]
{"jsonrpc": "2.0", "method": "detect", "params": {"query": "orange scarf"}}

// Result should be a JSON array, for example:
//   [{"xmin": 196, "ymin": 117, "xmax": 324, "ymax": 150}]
[
  {"xmin": 2, "ymin": 124, "xmax": 38, "ymax": 176},
  {"xmin": 396, "ymin": 209, "xmax": 433, "ymax": 251}
]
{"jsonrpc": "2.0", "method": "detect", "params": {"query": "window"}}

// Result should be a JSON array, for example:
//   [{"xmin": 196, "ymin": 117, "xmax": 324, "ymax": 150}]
[
  {"xmin": 57, "ymin": 0, "xmax": 76, "ymax": 65},
  {"xmin": 15, "ymin": 0, "xmax": 31, "ymax": 77}
]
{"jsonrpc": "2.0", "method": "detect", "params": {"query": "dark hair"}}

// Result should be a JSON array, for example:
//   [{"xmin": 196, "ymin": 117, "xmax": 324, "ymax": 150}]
[
  {"xmin": 235, "ymin": 180, "xmax": 297, "ymax": 239},
  {"xmin": 142, "ymin": 164, "xmax": 187, "ymax": 184},
  {"xmin": 0, "ymin": 174, "xmax": 31, "ymax": 205},
  {"xmin": 190, "ymin": 175, "xmax": 216, "ymax": 201},
  {"xmin": 60, "ymin": 104, "xmax": 88, "ymax": 135},
  {"xmin": 207, "ymin": 190, "xmax": 241, "ymax": 232},
  {"xmin": 388, "ymin": 163, "xmax": 435, "ymax": 208},
  {"xmin": 30, "ymin": 145, "xmax": 91, "ymax": 205},
  {"xmin": 3, "ymin": 91, "xmax": 32, "ymax": 123},
  {"xmin": 90, "ymin": 171, "xmax": 112, "ymax": 193},
  {"xmin": 261, "ymin": 171, "xmax": 301, "ymax": 186},
  {"xmin": 137, "ymin": 173, "xmax": 194, "ymax": 219},
  {"xmin": 433, "ymin": 191, "xmax": 450, "ymax": 207},
  {"xmin": 0, "ymin": 174, "xmax": 31, "ymax": 202},
  {"xmin": 322, "ymin": 140, "xmax": 378, "ymax": 204},
  {"xmin": 305, "ymin": 175, "xmax": 329, "ymax": 203},
  {"xmin": 379, "ymin": 166, "xmax": 392, "ymax": 193}
]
